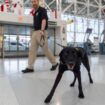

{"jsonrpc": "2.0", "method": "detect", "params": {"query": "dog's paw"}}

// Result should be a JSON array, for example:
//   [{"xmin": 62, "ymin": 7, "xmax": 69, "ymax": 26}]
[
  {"xmin": 78, "ymin": 93, "xmax": 84, "ymax": 99},
  {"xmin": 90, "ymin": 79, "xmax": 93, "ymax": 84},
  {"xmin": 44, "ymin": 96, "xmax": 51, "ymax": 103},
  {"xmin": 70, "ymin": 83, "xmax": 75, "ymax": 87}
]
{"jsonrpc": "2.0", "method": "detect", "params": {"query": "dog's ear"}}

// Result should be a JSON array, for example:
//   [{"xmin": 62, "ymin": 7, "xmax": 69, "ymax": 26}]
[
  {"xmin": 77, "ymin": 51, "xmax": 82, "ymax": 58},
  {"xmin": 75, "ymin": 48, "xmax": 83, "ymax": 58},
  {"xmin": 59, "ymin": 50, "xmax": 64, "ymax": 63},
  {"xmin": 59, "ymin": 50, "xmax": 63, "ymax": 59},
  {"xmin": 59, "ymin": 50, "xmax": 62, "ymax": 57}
]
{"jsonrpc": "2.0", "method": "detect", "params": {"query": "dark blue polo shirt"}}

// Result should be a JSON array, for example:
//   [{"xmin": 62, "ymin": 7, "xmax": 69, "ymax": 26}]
[{"xmin": 33, "ymin": 6, "xmax": 48, "ymax": 30}]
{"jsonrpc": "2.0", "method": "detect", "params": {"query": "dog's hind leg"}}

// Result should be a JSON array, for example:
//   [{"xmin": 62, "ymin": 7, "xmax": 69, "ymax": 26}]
[
  {"xmin": 44, "ymin": 68, "xmax": 64, "ymax": 103},
  {"xmin": 82, "ymin": 54, "xmax": 93, "ymax": 84},
  {"xmin": 70, "ymin": 73, "xmax": 76, "ymax": 87}
]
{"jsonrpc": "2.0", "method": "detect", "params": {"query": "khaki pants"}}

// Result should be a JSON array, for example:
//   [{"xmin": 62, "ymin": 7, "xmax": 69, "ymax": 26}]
[{"xmin": 28, "ymin": 30, "xmax": 56, "ymax": 69}]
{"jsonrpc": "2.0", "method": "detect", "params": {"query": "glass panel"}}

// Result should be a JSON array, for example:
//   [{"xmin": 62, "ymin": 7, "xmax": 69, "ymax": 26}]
[
  {"xmin": 67, "ymin": 24, "xmax": 70, "ymax": 32},
  {"xmin": 83, "ymin": 18, "xmax": 88, "ymax": 33},
  {"xmin": 26, "ymin": 26, "xmax": 31, "ymax": 35},
  {"xmin": 76, "ymin": 33, "xmax": 84, "ymax": 42},
  {"xmin": 18, "ymin": 35, "xmax": 29, "ymax": 51},
  {"xmin": 8, "ymin": 26, "xmax": 18, "ymax": 35},
  {"xmin": 88, "ymin": 19, "xmax": 94, "ymax": 29},
  {"xmin": 0, "ymin": 35, "xmax": 3, "ymax": 57},
  {"xmin": 48, "ymin": 29, "xmax": 55, "ymax": 53},
  {"xmin": 99, "ymin": 20, "xmax": 104, "ymax": 35},
  {"xmin": 76, "ymin": 17, "xmax": 84, "ymax": 33},
  {"xmin": 4, "ymin": 35, "xmax": 18, "ymax": 52},
  {"xmin": 67, "ymin": 32, "xmax": 75, "ymax": 42},
  {"xmin": 89, "ymin": 33, "xmax": 98, "ymax": 43},
  {"xmin": 4, "ymin": 34, "xmax": 10, "ymax": 51},
  {"xmin": 0, "ymin": 25, "xmax": 3, "ymax": 34},
  {"xmin": 4, "ymin": 25, "xmax": 9, "ymax": 34},
  {"xmin": 17, "ymin": 26, "xmax": 26, "ymax": 35},
  {"xmin": 94, "ymin": 20, "xmax": 98, "ymax": 34},
  {"xmin": 26, "ymin": 36, "xmax": 30, "ymax": 48},
  {"xmin": 4, "ymin": 25, "xmax": 29, "ymax": 35},
  {"xmin": 70, "ymin": 22, "xmax": 75, "ymax": 32},
  {"xmin": 3, "ymin": 24, "xmax": 32, "ymax": 57},
  {"xmin": 9, "ymin": 35, "xmax": 17, "ymax": 51}
]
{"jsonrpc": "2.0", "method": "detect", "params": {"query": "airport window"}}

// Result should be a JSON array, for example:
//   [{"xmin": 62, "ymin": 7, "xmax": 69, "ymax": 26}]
[
  {"xmin": 70, "ymin": 22, "xmax": 75, "ymax": 32},
  {"xmin": 99, "ymin": 21, "xmax": 104, "ymax": 35},
  {"xmin": 62, "ymin": 14, "xmax": 104, "ymax": 43},
  {"xmin": 76, "ymin": 17, "xmax": 84, "ymax": 33},
  {"xmin": 83, "ymin": 18, "xmax": 88, "ymax": 33},
  {"xmin": 67, "ymin": 32, "xmax": 74, "ymax": 42},
  {"xmin": 2, "ymin": 24, "xmax": 31, "ymax": 56},
  {"xmin": 3, "ymin": 25, "xmax": 31, "ymax": 35},
  {"xmin": 0, "ymin": 25, "xmax": 3, "ymax": 34},
  {"xmin": 17, "ymin": 26, "xmax": 26, "ymax": 35},
  {"xmin": 4, "ymin": 25, "xmax": 17, "ymax": 35},
  {"xmin": 94, "ymin": 20, "xmax": 98, "ymax": 34},
  {"xmin": 76, "ymin": 33, "xmax": 84, "ymax": 42},
  {"xmin": 26, "ymin": 26, "xmax": 31, "ymax": 35}
]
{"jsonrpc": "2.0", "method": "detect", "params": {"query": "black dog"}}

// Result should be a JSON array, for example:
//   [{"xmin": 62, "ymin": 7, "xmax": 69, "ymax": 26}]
[{"xmin": 44, "ymin": 47, "xmax": 93, "ymax": 103}]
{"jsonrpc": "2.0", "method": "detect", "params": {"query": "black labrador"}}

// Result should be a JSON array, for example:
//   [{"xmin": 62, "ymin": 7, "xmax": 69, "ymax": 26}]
[{"xmin": 44, "ymin": 47, "xmax": 93, "ymax": 103}]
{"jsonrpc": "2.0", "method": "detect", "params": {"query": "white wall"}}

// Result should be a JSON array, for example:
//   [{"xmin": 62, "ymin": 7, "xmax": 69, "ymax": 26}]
[{"xmin": 0, "ymin": 12, "xmax": 32, "ymax": 25}]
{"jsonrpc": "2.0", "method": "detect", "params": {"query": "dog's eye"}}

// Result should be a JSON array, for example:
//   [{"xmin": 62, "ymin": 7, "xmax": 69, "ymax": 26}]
[
  {"xmin": 72, "ymin": 51, "xmax": 77, "ymax": 56},
  {"xmin": 67, "ymin": 51, "xmax": 69, "ymax": 54}
]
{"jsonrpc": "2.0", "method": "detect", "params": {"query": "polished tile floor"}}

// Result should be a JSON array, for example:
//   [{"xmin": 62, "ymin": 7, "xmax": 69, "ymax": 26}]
[{"xmin": 0, "ymin": 55, "xmax": 105, "ymax": 105}]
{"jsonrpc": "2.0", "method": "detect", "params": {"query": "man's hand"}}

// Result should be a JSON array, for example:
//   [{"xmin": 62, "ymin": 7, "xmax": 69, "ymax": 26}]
[
  {"xmin": 40, "ymin": 30, "xmax": 44, "ymax": 36},
  {"xmin": 40, "ymin": 30, "xmax": 45, "ymax": 47}
]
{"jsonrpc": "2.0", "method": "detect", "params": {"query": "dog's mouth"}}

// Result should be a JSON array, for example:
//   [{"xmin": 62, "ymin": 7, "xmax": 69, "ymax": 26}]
[{"xmin": 67, "ymin": 63, "xmax": 75, "ymax": 70}]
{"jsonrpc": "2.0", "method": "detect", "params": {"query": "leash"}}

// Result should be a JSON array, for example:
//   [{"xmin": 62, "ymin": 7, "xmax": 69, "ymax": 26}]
[
  {"xmin": 56, "ymin": 42, "xmax": 66, "ymax": 48},
  {"xmin": 39, "ymin": 35, "xmax": 66, "ymax": 48},
  {"xmin": 40, "ymin": 35, "xmax": 45, "ymax": 47}
]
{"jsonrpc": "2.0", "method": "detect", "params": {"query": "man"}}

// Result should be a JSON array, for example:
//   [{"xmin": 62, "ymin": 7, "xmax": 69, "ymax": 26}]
[{"xmin": 22, "ymin": 0, "xmax": 58, "ymax": 73}]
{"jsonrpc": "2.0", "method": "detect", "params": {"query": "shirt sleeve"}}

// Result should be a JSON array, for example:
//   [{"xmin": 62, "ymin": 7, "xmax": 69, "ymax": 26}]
[{"xmin": 41, "ymin": 8, "xmax": 48, "ymax": 20}]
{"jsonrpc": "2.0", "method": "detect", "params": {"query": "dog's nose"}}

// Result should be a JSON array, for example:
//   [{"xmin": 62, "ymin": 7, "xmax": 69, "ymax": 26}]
[{"xmin": 68, "ymin": 61, "xmax": 74, "ymax": 64}]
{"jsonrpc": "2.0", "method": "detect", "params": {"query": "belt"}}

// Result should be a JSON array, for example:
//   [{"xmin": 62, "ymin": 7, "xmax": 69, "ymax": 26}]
[{"xmin": 34, "ymin": 29, "xmax": 41, "ymax": 31}]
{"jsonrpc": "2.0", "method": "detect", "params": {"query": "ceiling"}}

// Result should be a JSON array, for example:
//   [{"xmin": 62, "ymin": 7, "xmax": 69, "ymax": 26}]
[
  {"xmin": 23, "ymin": 0, "xmax": 105, "ymax": 19},
  {"xmin": 0, "ymin": 0, "xmax": 105, "ymax": 19},
  {"xmin": 42, "ymin": 0, "xmax": 105, "ymax": 19}
]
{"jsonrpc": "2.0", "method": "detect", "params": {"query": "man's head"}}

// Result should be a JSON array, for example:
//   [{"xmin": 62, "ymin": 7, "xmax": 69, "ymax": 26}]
[{"xmin": 32, "ymin": 0, "xmax": 39, "ymax": 9}]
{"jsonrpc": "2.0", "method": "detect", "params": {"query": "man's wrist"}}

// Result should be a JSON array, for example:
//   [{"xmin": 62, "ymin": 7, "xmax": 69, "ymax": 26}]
[{"xmin": 41, "ymin": 30, "xmax": 45, "ymax": 32}]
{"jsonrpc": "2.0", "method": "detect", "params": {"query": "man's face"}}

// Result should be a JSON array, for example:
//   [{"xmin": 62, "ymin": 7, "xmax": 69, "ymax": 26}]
[{"xmin": 32, "ymin": 0, "xmax": 39, "ymax": 9}]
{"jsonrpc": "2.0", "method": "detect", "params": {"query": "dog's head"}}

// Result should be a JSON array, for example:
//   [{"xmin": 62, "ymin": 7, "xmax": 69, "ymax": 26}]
[{"xmin": 59, "ymin": 47, "xmax": 82, "ymax": 70}]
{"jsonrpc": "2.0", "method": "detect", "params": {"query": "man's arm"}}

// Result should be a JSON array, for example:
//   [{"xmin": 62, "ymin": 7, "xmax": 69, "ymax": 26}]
[{"xmin": 41, "ymin": 19, "xmax": 46, "ymax": 32}]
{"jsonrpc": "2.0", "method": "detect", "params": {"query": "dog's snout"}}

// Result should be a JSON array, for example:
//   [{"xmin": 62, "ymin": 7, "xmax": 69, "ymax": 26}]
[{"xmin": 68, "ymin": 61, "xmax": 74, "ymax": 64}]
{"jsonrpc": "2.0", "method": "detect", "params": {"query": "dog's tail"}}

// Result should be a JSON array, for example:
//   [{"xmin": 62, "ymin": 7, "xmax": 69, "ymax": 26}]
[{"xmin": 56, "ymin": 43, "xmax": 66, "ymax": 48}]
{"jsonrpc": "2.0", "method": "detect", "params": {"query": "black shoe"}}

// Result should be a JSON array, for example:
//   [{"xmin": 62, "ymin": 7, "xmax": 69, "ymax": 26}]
[
  {"xmin": 50, "ymin": 63, "xmax": 58, "ymax": 71},
  {"xmin": 22, "ymin": 68, "xmax": 34, "ymax": 73}
]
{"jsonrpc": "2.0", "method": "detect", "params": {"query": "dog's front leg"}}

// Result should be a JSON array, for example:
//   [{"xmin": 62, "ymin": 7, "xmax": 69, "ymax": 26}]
[
  {"xmin": 70, "ymin": 73, "xmax": 76, "ymax": 87},
  {"xmin": 77, "ymin": 71, "xmax": 84, "ymax": 98},
  {"xmin": 44, "ymin": 70, "xmax": 64, "ymax": 103}
]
